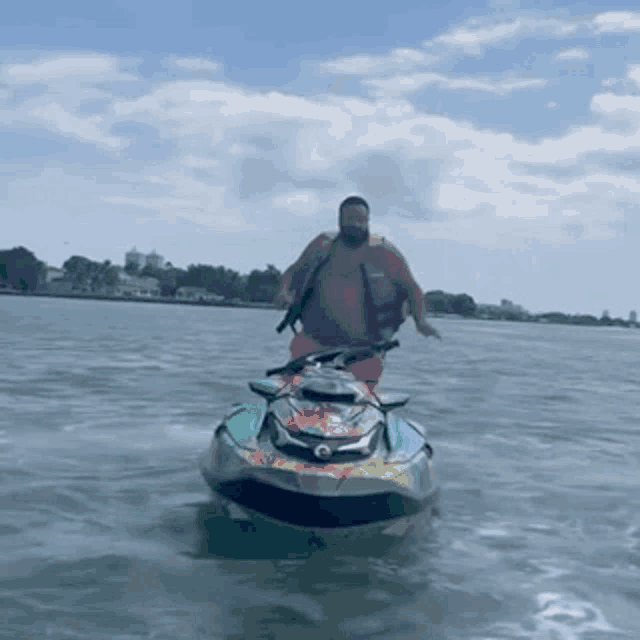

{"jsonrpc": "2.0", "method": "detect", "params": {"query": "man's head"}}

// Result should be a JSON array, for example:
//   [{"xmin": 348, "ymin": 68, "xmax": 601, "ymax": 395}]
[{"xmin": 339, "ymin": 196, "xmax": 370, "ymax": 248}]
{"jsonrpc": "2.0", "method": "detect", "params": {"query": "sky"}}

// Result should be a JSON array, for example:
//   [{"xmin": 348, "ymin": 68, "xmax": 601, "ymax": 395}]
[{"xmin": 2, "ymin": 0, "xmax": 640, "ymax": 317}]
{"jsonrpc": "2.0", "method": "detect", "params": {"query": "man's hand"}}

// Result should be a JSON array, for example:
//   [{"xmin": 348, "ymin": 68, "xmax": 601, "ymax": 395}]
[
  {"xmin": 417, "ymin": 321, "xmax": 442, "ymax": 341},
  {"xmin": 274, "ymin": 272, "xmax": 294, "ymax": 310},
  {"xmin": 414, "ymin": 294, "xmax": 442, "ymax": 340},
  {"xmin": 274, "ymin": 289, "xmax": 293, "ymax": 310}
]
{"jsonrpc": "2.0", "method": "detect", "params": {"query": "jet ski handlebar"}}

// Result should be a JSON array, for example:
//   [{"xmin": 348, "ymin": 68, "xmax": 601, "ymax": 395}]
[{"xmin": 266, "ymin": 339, "xmax": 400, "ymax": 377}]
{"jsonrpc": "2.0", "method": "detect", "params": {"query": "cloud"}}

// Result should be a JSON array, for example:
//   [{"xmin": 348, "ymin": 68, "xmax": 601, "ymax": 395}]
[
  {"xmin": 101, "ymin": 67, "xmax": 640, "ymax": 248},
  {"xmin": 5, "ymin": 34, "xmax": 640, "ymax": 253},
  {"xmin": 310, "ymin": 7, "xmax": 640, "ymax": 124},
  {"xmin": 181, "ymin": 155, "xmax": 220, "ymax": 169},
  {"xmin": 318, "ymin": 48, "xmax": 438, "ymax": 76},
  {"xmin": 316, "ymin": 15, "xmax": 588, "ymax": 86},
  {"xmin": 424, "ymin": 16, "xmax": 580, "ymax": 56},
  {"xmin": 627, "ymin": 65, "xmax": 640, "ymax": 89},
  {"xmin": 28, "ymin": 102, "xmax": 125, "ymax": 148},
  {"xmin": 1, "ymin": 54, "xmax": 138, "ymax": 85},
  {"xmin": 0, "ymin": 54, "xmax": 142, "ymax": 149},
  {"xmin": 364, "ymin": 71, "xmax": 546, "ymax": 96},
  {"xmin": 592, "ymin": 11, "xmax": 640, "ymax": 33},
  {"xmin": 101, "ymin": 176, "xmax": 254, "ymax": 231},
  {"xmin": 174, "ymin": 57, "xmax": 220, "ymax": 72},
  {"xmin": 271, "ymin": 191, "xmax": 322, "ymax": 217},
  {"xmin": 553, "ymin": 47, "xmax": 589, "ymax": 61},
  {"xmin": 597, "ymin": 65, "xmax": 640, "ymax": 100}
]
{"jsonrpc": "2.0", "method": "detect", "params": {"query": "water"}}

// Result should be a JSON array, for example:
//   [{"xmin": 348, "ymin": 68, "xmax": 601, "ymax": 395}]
[{"xmin": 1, "ymin": 295, "xmax": 639, "ymax": 640}]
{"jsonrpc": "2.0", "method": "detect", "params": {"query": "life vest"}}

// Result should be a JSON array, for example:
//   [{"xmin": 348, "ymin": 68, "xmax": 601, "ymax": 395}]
[{"xmin": 278, "ymin": 234, "xmax": 408, "ymax": 343}]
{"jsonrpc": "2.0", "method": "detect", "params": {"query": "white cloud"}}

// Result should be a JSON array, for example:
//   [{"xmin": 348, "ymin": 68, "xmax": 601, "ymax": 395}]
[
  {"xmin": 627, "ymin": 65, "xmax": 640, "ymax": 89},
  {"xmin": 6, "ymin": 43, "xmax": 640, "ymax": 252},
  {"xmin": 181, "ymin": 155, "xmax": 220, "ymax": 169},
  {"xmin": 592, "ymin": 11, "xmax": 640, "ymax": 33},
  {"xmin": 590, "ymin": 92, "xmax": 640, "ymax": 126},
  {"xmin": 425, "ymin": 16, "xmax": 580, "ymax": 56},
  {"xmin": 174, "ymin": 57, "xmax": 220, "ymax": 72},
  {"xmin": 546, "ymin": 101, "xmax": 558, "ymax": 109},
  {"xmin": 102, "ymin": 178, "xmax": 254, "ymax": 231},
  {"xmin": 317, "ymin": 15, "xmax": 588, "ymax": 83},
  {"xmin": 0, "ymin": 53, "xmax": 142, "ymax": 149},
  {"xmin": 24, "ymin": 78, "xmax": 640, "ymax": 247},
  {"xmin": 553, "ymin": 47, "xmax": 589, "ymax": 62},
  {"xmin": 1, "ymin": 54, "xmax": 138, "ymax": 85},
  {"xmin": 314, "ymin": 10, "xmax": 639, "ymax": 98},
  {"xmin": 272, "ymin": 191, "xmax": 321, "ymax": 217},
  {"xmin": 28, "ymin": 102, "xmax": 125, "ymax": 148},
  {"xmin": 596, "ymin": 65, "xmax": 640, "ymax": 98},
  {"xmin": 318, "ymin": 48, "xmax": 437, "ymax": 76},
  {"xmin": 365, "ymin": 71, "xmax": 546, "ymax": 96}
]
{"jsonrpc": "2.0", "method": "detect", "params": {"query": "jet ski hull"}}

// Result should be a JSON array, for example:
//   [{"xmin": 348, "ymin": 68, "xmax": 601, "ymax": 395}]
[
  {"xmin": 200, "ymin": 341, "xmax": 437, "ymax": 541},
  {"xmin": 199, "ymin": 402, "xmax": 438, "ymax": 539}
]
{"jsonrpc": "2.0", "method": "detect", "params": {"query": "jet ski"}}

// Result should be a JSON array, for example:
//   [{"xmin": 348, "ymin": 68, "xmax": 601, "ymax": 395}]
[{"xmin": 200, "ymin": 340, "xmax": 438, "ymax": 541}]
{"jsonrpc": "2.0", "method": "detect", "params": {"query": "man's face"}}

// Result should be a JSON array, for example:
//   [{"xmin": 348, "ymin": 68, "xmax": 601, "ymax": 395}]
[
  {"xmin": 340, "ymin": 205, "xmax": 369, "ymax": 231},
  {"xmin": 339, "ymin": 205, "xmax": 369, "ymax": 248}
]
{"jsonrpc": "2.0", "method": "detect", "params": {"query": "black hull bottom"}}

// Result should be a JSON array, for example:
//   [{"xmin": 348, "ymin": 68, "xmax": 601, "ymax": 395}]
[{"xmin": 212, "ymin": 478, "xmax": 433, "ymax": 528}]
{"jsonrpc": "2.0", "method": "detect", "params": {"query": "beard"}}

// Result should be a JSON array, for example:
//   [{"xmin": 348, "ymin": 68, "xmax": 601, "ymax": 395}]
[{"xmin": 340, "ymin": 225, "xmax": 369, "ymax": 249}]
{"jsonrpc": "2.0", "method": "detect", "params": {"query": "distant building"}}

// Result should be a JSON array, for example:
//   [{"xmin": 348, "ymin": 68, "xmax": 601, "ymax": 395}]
[
  {"xmin": 477, "ymin": 300, "xmax": 529, "ymax": 320},
  {"xmin": 113, "ymin": 266, "xmax": 130, "ymax": 283},
  {"xmin": 115, "ymin": 275, "xmax": 160, "ymax": 297},
  {"xmin": 630, "ymin": 311, "xmax": 637, "ymax": 324},
  {"xmin": 47, "ymin": 280, "xmax": 74, "ymax": 294},
  {"xmin": 45, "ymin": 266, "xmax": 65, "ymax": 283},
  {"xmin": 500, "ymin": 299, "xmax": 528, "ymax": 315},
  {"xmin": 176, "ymin": 286, "xmax": 223, "ymax": 302},
  {"xmin": 145, "ymin": 250, "xmax": 164, "ymax": 270},
  {"xmin": 125, "ymin": 246, "xmax": 145, "ymax": 272}
]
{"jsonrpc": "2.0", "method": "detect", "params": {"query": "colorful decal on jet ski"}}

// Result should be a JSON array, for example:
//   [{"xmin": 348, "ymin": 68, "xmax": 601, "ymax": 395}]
[{"xmin": 200, "ymin": 339, "xmax": 438, "ymax": 532}]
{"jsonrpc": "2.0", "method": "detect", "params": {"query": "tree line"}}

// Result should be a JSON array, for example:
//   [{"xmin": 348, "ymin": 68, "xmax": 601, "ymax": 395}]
[
  {"xmin": 0, "ymin": 247, "xmax": 46, "ymax": 291},
  {"xmin": 1, "ymin": 246, "xmax": 636, "ymax": 327},
  {"xmin": 128, "ymin": 260, "xmax": 281, "ymax": 302},
  {"xmin": 0, "ymin": 246, "xmax": 282, "ymax": 303}
]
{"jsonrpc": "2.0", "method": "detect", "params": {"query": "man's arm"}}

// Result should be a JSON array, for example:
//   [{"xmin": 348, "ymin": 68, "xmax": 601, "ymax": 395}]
[
  {"xmin": 380, "ymin": 239, "xmax": 441, "ymax": 340},
  {"xmin": 273, "ymin": 232, "xmax": 335, "ymax": 310}
]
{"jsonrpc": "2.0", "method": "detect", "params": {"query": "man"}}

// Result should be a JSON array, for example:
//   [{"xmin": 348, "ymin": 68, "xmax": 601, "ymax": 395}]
[{"xmin": 275, "ymin": 196, "xmax": 440, "ymax": 390}]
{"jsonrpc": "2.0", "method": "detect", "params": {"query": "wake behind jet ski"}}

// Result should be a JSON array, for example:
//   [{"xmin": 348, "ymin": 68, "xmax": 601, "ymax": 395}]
[{"xmin": 200, "ymin": 340, "xmax": 438, "ymax": 541}]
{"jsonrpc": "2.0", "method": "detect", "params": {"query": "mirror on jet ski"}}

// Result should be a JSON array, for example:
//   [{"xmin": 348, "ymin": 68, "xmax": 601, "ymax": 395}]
[
  {"xmin": 376, "ymin": 392, "xmax": 410, "ymax": 411},
  {"xmin": 248, "ymin": 379, "xmax": 283, "ymax": 401}
]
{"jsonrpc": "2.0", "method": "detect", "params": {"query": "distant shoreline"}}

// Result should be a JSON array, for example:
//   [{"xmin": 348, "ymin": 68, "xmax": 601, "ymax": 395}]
[
  {"xmin": 427, "ymin": 311, "xmax": 639, "ymax": 329},
  {"xmin": 1, "ymin": 289, "xmax": 638, "ymax": 329},
  {"xmin": 0, "ymin": 289, "xmax": 276, "ymax": 311}
]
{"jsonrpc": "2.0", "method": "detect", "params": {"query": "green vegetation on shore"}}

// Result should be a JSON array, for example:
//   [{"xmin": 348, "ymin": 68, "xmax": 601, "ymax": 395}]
[
  {"xmin": 0, "ymin": 246, "xmax": 281, "ymax": 303},
  {"xmin": 1, "ymin": 245, "xmax": 637, "ymax": 328}
]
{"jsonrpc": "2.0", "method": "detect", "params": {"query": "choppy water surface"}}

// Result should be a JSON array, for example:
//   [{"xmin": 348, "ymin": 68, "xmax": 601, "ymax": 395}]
[{"xmin": 1, "ymin": 296, "xmax": 639, "ymax": 639}]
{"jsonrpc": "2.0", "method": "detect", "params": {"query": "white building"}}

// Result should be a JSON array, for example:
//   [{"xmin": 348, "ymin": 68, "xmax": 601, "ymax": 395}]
[
  {"xmin": 145, "ymin": 250, "xmax": 164, "ymax": 270},
  {"xmin": 45, "ymin": 266, "xmax": 65, "ymax": 283},
  {"xmin": 115, "ymin": 275, "xmax": 160, "ymax": 297},
  {"xmin": 630, "ymin": 310, "xmax": 637, "ymax": 324},
  {"xmin": 176, "ymin": 286, "xmax": 223, "ymax": 302},
  {"xmin": 125, "ymin": 246, "xmax": 145, "ymax": 271},
  {"xmin": 500, "ymin": 299, "xmax": 528, "ymax": 315}
]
